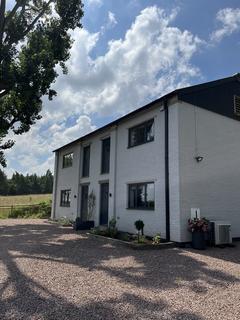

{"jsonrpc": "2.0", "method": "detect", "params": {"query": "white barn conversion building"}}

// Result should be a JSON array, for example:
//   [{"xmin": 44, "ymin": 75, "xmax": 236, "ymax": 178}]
[{"xmin": 51, "ymin": 74, "xmax": 240, "ymax": 243}]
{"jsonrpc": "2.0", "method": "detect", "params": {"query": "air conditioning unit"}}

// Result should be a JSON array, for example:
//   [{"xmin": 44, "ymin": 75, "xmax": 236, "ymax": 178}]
[{"xmin": 211, "ymin": 221, "xmax": 232, "ymax": 245}]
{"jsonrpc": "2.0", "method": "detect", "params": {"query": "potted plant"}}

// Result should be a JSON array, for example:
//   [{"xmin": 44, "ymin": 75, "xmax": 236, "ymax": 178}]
[{"xmin": 188, "ymin": 217, "xmax": 209, "ymax": 250}]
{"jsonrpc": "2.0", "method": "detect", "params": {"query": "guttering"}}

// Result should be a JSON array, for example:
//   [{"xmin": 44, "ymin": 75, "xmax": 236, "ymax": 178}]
[{"xmin": 164, "ymin": 99, "xmax": 170, "ymax": 242}]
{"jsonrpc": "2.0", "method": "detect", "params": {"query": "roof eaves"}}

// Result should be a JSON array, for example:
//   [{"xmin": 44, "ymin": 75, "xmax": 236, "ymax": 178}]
[
  {"xmin": 53, "ymin": 90, "xmax": 178, "ymax": 152},
  {"xmin": 52, "ymin": 73, "xmax": 239, "ymax": 153}
]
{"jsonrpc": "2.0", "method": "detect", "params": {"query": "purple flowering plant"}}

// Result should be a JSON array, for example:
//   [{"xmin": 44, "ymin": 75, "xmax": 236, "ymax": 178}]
[{"xmin": 188, "ymin": 217, "xmax": 209, "ymax": 233}]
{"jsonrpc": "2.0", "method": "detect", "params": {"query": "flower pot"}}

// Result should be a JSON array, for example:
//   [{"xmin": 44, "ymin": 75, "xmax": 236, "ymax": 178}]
[
  {"xmin": 192, "ymin": 231, "xmax": 206, "ymax": 250},
  {"xmin": 73, "ymin": 218, "xmax": 95, "ymax": 230}
]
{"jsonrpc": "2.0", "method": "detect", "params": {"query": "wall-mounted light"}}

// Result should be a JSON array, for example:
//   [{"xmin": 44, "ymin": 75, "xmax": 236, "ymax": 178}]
[{"xmin": 195, "ymin": 156, "xmax": 204, "ymax": 163}]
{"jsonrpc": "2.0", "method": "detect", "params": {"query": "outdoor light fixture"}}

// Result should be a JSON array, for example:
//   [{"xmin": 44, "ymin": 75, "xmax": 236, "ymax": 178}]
[{"xmin": 195, "ymin": 156, "xmax": 204, "ymax": 162}]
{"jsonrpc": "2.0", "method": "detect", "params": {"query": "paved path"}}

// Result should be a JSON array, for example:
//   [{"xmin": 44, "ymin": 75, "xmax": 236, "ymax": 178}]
[{"xmin": 0, "ymin": 219, "xmax": 240, "ymax": 320}]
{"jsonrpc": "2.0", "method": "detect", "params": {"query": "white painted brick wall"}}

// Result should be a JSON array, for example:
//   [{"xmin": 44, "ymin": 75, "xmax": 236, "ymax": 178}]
[{"xmin": 178, "ymin": 102, "xmax": 240, "ymax": 241}]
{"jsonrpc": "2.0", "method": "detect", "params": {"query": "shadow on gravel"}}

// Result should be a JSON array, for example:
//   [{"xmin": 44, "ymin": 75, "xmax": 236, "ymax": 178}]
[{"xmin": 0, "ymin": 221, "xmax": 238, "ymax": 319}]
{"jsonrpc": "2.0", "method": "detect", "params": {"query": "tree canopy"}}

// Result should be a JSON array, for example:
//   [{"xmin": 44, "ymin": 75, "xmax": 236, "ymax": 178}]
[
  {"xmin": 0, "ymin": 0, "xmax": 84, "ymax": 167},
  {"xmin": 0, "ymin": 168, "xmax": 53, "ymax": 195}
]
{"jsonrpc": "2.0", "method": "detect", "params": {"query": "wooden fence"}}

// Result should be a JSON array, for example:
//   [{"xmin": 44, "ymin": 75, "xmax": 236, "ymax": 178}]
[{"xmin": 0, "ymin": 204, "xmax": 51, "ymax": 218}]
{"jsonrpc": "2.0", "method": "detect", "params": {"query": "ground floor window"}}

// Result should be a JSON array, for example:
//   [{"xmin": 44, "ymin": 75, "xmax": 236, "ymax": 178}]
[
  {"xmin": 60, "ymin": 189, "xmax": 71, "ymax": 207},
  {"xmin": 128, "ymin": 182, "xmax": 154, "ymax": 210}
]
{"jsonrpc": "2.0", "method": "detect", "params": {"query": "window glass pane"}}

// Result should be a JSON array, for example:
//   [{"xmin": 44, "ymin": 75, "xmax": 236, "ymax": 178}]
[
  {"xmin": 128, "ymin": 182, "xmax": 154, "ymax": 210},
  {"xmin": 129, "ymin": 185, "xmax": 137, "ymax": 208},
  {"xmin": 63, "ymin": 153, "xmax": 73, "ymax": 168},
  {"xmin": 146, "ymin": 183, "xmax": 154, "ymax": 208},
  {"xmin": 129, "ymin": 119, "xmax": 154, "ymax": 147},
  {"xmin": 101, "ymin": 138, "xmax": 110, "ymax": 173},
  {"xmin": 146, "ymin": 121, "xmax": 154, "ymax": 142},
  {"xmin": 60, "ymin": 189, "xmax": 71, "ymax": 207},
  {"xmin": 82, "ymin": 145, "xmax": 90, "ymax": 177},
  {"xmin": 136, "ymin": 184, "xmax": 145, "ymax": 208},
  {"xmin": 129, "ymin": 128, "xmax": 137, "ymax": 147},
  {"xmin": 130, "ymin": 125, "xmax": 145, "ymax": 146}
]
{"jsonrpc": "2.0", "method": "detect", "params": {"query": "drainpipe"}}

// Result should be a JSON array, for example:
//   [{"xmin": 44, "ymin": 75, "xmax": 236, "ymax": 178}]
[
  {"xmin": 113, "ymin": 125, "xmax": 118, "ymax": 219},
  {"xmin": 164, "ymin": 99, "xmax": 170, "ymax": 242}
]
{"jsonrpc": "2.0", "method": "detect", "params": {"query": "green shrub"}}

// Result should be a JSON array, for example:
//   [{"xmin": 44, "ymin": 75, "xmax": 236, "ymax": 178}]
[
  {"xmin": 38, "ymin": 202, "xmax": 51, "ymax": 218},
  {"xmin": 137, "ymin": 235, "xmax": 146, "ymax": 244},
  {"xmin": 117, "ymin": 232, "xmax": 130, "ymax": 242},
  {"xmin": 134, "ymin": 220, "xmax": 144, "ymax": 235},
  {"xmin": 8, "ymin": 207, "xmax": 26, "ymax": 218},
  {"xmin": 152, "ymin": 233, "xmax": 161, "ymax": 244},
  {"xmin": 134, "ymin": 219, "xmax": 145, "ymax": 242},
  {"xmin": 91, "ymin": 227, "xmax": 110, "ymax": 237},
  {"xmin": 58, "ymin": 217, "xmax": 73, "ymax": 226},
  {"xmin": 108, "ymin": 218, "xmax": 117, "ymax": 238},
  {"xmin": 8, "ymin": 201, "xmax": 51, "ymax": 219}
]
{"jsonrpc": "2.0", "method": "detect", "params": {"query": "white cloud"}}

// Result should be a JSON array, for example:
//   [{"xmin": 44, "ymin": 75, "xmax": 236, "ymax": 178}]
[
  {"xmin": 54, "ymin": 6, "xmax": 202, "ymax": 116},
  {"xmin": 5, "ymin": 6, "xmax": 202, "ymax": 176},
  {"xmin": 5, "ymin": 115, "xmax": 96, "ymax": 176},
  {"xmin": 107, "ymin": 11, "xmax": 117, "ymax": 27},
  {"xmin": 100, "ymin": 11, "xmax": 118, "ymax": 34},
  {"xmin": 211, "ymin": 8, "xmax": 240, "ymax": 42},
  {"xmin": 85, "ymin": 0, "xmax": 103, "ymax": 7}
]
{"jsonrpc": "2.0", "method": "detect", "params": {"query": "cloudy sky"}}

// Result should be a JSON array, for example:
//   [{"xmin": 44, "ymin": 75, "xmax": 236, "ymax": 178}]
[{"xmin": 4, "ymin": 0, "xmax": 240, "ymax": 176}]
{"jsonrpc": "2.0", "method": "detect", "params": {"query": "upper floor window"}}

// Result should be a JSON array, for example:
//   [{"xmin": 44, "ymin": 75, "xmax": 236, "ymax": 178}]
[
  {"xmin": 60, "ymin": 189, "xmax": 71, "ymax": 207},
  {"xmin": 128, "ymin": 182, "xmax": 155, "ymax": 210},
  {"xmin": 128, "ymin": 119, "xmax": 154, "ymax": 148},
  {"xmin": 234, "ymin": 95, "xmax": 240, "ymax": 116},
  {"xmin": 63, "ymin": 153, "xmax": 73, "ymax": 168},
  {"xmin": 82, "ymin": 145, "xmax": 90, "ymax": 177},
  {"xmin": 101, "ymin": 137, "xmax": 111, "ymax": 174}
]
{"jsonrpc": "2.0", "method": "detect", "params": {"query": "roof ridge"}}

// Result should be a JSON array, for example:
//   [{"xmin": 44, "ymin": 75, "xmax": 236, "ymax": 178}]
[{"xmin": 53, "ymin": 74, "xmax": 239, "ymax": 152}]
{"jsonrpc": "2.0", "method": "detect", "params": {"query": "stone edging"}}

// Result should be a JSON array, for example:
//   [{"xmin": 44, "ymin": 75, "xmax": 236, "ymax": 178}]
[{"xmin": 86, "ymin": 232, "xmax": 175, "ymax": 250}]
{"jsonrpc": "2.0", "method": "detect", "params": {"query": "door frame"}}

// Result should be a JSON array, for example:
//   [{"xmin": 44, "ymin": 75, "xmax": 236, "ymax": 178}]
[{"xmin": 79, "ymin": 183, "xmax": 90, "ymax": 221}]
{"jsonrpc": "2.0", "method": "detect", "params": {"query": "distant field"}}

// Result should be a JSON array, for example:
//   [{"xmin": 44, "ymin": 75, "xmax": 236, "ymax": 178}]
[
  {"xmin": 0, "ymin": 194, "xmax": 52, "ymax": 206},
  {"xmin": 0, "ymin": 194, "xmax": 52, "ymax": 219}
]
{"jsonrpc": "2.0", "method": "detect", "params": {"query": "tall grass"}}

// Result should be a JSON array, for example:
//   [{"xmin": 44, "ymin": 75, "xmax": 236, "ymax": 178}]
[
  {"xmin": 0, "ymin": 194, "xmax": 52, "ymax": 206},
  {"xmin": 0, "ymin": 198, "xmax": 52, "ymax": 219}
]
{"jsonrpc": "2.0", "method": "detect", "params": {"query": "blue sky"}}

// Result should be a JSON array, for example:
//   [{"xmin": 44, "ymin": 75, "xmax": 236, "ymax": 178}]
[{"xmin": 4, "ymin": 0, "xmax": 240, "ymax": 176}]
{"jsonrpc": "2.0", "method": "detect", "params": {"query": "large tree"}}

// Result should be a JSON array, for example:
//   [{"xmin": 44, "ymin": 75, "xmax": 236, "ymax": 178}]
[
  {"xmin": 0, "ymin": 0, "xmax": 83, "ymax": 167},
  {"xmin": 0, "ymin": 168, "xmax": 8, "ymax": 194}
]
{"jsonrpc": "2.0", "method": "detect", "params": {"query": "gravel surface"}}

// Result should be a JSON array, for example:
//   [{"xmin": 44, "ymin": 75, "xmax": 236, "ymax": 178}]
[{"xmin": 0, "ymin": 219, "xmax": 240, "ymax": 320}]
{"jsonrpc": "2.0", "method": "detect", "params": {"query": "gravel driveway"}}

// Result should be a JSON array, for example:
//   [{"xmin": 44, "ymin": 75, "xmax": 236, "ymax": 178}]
[{"xmin": 0, "ymin": 219, "xmax": 240, "ymax": 320}]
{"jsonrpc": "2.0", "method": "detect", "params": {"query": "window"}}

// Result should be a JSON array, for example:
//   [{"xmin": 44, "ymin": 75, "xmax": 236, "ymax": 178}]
[
  {"xmin": 234, "ymin": 95, "xmax": 240, "ymax": 116},
  {"xmin": 101, "ymin": 137, "xmax": 110, "ymax": 174},
  {"xmin": 82, "ymin": 145, "xmax": 90, "ymax": 177},
  {"xmin": 63, "ymin": 153, "xmax": 73, "ymax": 168},
  {"xmin": 60, "ymin": 189, "xmax": 71, "ymax": 207},
  {"xmin": 128, "ymin": 119, "xmax": 154, "ymax": 148},
  {"xmin": 128, "ymin": 182, "xmax": 154, "ymax": 210}
]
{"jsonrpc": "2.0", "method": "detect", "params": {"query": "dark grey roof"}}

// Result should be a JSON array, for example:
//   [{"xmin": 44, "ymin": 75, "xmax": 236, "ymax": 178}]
[{"xmin": 53, "ymin": 73, "xmax": 240, "ymax": 152}]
